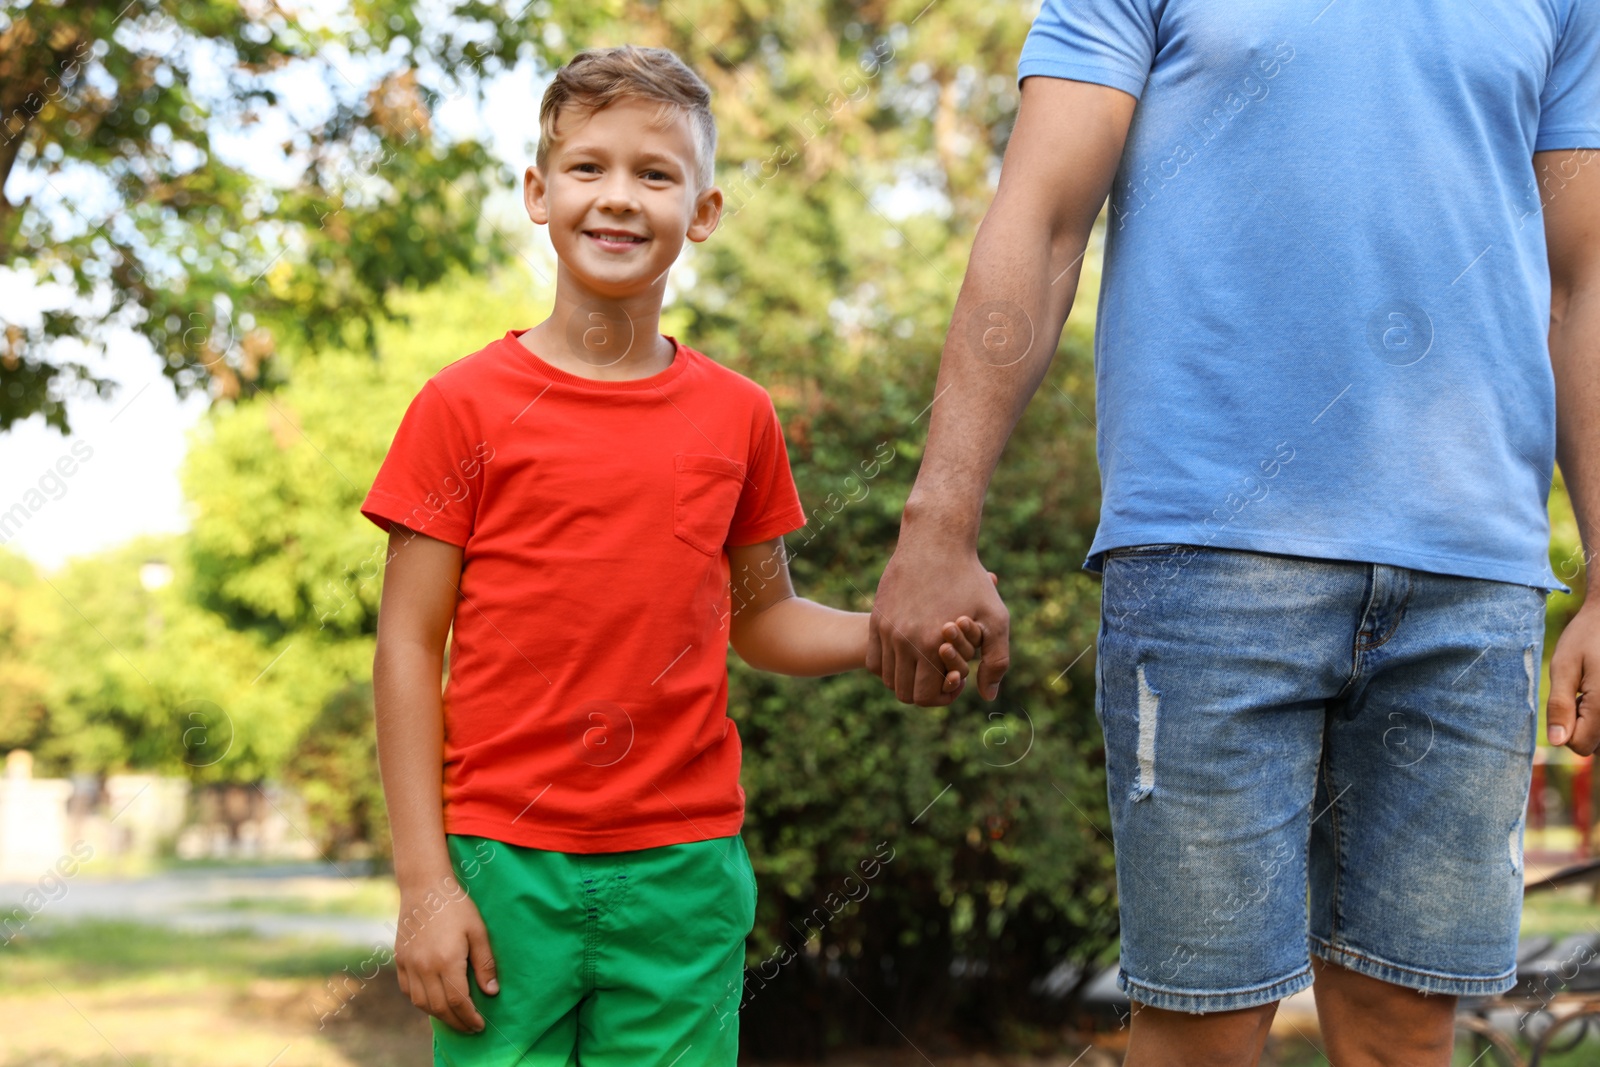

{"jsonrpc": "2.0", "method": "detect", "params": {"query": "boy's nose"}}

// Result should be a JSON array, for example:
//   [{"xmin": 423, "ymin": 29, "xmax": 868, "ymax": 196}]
[{"xmin": 594, "ymin": 181, "xmax": 640, "ymax": 213}]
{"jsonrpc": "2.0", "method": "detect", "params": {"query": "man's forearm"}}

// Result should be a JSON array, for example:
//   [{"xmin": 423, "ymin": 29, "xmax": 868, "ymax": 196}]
[
  {"xmin": 1553, "ymin": 279, "xmax": 1600, "ymax": 576},
  {"xmin": 865, "ymin": 78, "xmax": 1134, "ymax": 706},
  {"xmin": 903, "ymin": 192, "xmax": 1095, "ymax": 549},
  {"xmin": 373, "ymin": 640, "xmax": 455, "ymax": 893}
]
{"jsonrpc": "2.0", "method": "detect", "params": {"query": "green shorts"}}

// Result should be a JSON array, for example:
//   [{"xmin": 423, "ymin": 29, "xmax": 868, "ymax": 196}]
[{"xmin": 432, "ymin": 833, "xmax": 756, "ymax": 1067}]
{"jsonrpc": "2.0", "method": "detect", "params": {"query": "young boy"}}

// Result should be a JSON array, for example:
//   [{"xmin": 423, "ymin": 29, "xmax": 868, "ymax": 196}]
[{"xmin": 361, "ymin": 46, "xmax": 981, "ymax": 1066}]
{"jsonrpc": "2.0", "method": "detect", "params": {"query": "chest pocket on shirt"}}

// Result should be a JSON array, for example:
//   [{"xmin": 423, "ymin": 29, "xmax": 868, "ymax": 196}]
[{"xmin": 674, "ymin": 453, "xmax": 747, "ymax": 555}]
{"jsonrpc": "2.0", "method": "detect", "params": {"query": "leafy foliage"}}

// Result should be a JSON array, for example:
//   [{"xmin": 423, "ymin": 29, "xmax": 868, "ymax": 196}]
[
  {"xmin": 0, "ymin": 0, "xmax": 596, "ymax": 432},
  {"xmin": 8, "ymin": 0, "xmax": 1590, "ymax": 1055},
  {"xmin": 0, "ymin": 547, "xmax": 52, "ymax": 752},
  {"xmin": 0, "ymin": 0, "xmax": 1160, "ymax": 1047}
]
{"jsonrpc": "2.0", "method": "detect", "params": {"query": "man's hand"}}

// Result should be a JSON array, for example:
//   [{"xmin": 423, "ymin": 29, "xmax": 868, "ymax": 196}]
[
  {"xmin": 1544, "ymin": 147, "xmax": 1600, "ymax": 755},
  {"xmin": 394, "ymin": 884, "xmax": 499, "ymax": 1034},
  {"xmin": 1547, "ymin": 601, "xmax": 1600, "ymax": 755},
  {"xmin": 869, "ymin": 537, "xmax": 1009, "ymax": 706},
  {"xmin": 864, "ymin": 76, "xmax": 1133, "ymax": 709}
]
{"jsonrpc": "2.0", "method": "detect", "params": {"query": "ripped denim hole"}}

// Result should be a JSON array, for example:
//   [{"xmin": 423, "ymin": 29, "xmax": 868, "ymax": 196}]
[
  {"xmin": 1133, "ymin": 663, "xmax": 1158, "ymax": 802},
  {"xmin": 1523, "ymin": 645, "xmax": 1537, "ymax": 712}
]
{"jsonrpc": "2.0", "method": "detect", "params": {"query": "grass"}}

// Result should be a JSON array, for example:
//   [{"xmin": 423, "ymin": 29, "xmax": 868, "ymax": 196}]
[
  {"xmin": 0, "ymin": 919, "xmax": 431, "ymax": 1067},
  {"xmin": 1519, "ymin": 883, "xmax": 1600, "ymax": 940},
  {"xmin": 211, "ymin": 880, "xmax": 399, "ymax": 920},
  {"xmin": 2, "ymin": 886, "xmax": 1597, "ymax": 1066},
  {"xmin": 1256, "ymin": 1025, "xmax": 1600, "ymax": 1066},
  {"xmin": 1, "ymin": 919, "xmax": 361, "ymax": 988},
  {"xmin": 1266, "ymin": 1037, "xmax": 1600, "ymax": 1066}
]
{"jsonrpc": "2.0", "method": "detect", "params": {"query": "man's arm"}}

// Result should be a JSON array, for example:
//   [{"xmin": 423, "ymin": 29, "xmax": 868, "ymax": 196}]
[
  {"xmin": 1543, "ymin": 148, "xmax": 1600, "ymax": 756},
  {"xmin": 372, "ymin": 526, "xmax": 498, "ymax": 1032},
  {"xmin": 728, "ymin": 537, "xmax": 978, "ymax": 683},
  {"xmin": 867, "ymin": 76, "xmax": 1137, "ymax": 707}
]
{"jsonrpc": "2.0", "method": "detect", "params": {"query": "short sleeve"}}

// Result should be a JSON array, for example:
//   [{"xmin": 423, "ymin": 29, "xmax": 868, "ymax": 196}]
[
  {"xmin": 726, "ymin": 396, "xmax": 807, "ymax": 548},
  {"xmin": 1538, "ymin": 1, "xmax": 1600, "ymax": 151},
  {"xmin": 1017, "ymin": 0, "xmax": 1157, "ymax": 100},
  {"xmin": 360, "ymin": 380, "xmax": 486, "ymax": 547}
]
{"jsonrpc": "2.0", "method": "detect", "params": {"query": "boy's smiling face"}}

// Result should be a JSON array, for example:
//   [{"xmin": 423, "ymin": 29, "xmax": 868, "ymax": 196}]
[{"xmin": 526, "ymin": 97, "xmax": 721, "ymax": 300}]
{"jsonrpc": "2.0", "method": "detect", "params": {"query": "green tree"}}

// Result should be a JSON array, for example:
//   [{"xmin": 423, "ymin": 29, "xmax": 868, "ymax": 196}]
[
  {"xmin": 565, "ymin": 1, "xmax": 1116, "ymax": 1046},
  {"xmin": 172, "ymin": 0, "xmax": 1122, "ymax": 1044},
  {"xmin": 0, "ymin": 546, "xmax": 52, "ymax": 752},
  {"xmin": 22, "ymin": 535, "xmax": 290, "ymax": 778},
  {"xmin": 0, "ymin": 0, "xmax": 604, "ymax": 433},
  {"xmin": 16, "ymin": 0, "xmax": 1591, "ymax": 1052},
  {"xmin": 177, "ymin": 273, "xmax": 549, "ymax": 854}
]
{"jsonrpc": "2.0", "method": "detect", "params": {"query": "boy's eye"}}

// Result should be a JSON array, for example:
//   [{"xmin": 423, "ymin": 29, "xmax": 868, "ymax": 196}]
[
  {"xmin": 642, "ymin": 170, "xmax": 672, "ymax": 182},
  {"xmin": 573, "ymin": 163, "xmax": 601, "ymax": 174}
]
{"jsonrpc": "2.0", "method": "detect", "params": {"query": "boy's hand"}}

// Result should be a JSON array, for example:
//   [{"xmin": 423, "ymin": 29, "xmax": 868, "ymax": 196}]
[
  {"xmin": 395, "ymin": 884, "xmax": 499, "ymax": 1034},
  {"xmin": 935, "ymin": 571, "xmax": 996, "ymax": 695},
  {"xmin": 939, "ymin": 616, "xmax": 987, "ymax": 695}
]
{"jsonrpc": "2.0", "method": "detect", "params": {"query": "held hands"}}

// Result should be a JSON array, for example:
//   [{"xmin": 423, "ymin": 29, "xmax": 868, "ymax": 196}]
[
  {"xmin": 869, "ymin": 539, "xmax": 1009, "ymax": 706},
  {"xmin": 936, "ymin": 615, "xmax": 988, "ymax": 696},
  {"xmin": 394, "ymin": 882, "xmax": 499, "ymax": 1033}
]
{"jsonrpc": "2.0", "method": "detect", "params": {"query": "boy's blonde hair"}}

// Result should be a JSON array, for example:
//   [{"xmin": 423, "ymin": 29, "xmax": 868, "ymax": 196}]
[{"xmin": 537, "ymin": 46, "xmax": 717, "ymax": 190}]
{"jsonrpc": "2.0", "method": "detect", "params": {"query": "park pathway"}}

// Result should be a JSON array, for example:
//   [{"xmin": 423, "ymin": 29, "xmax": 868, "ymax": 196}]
[{"xmin": 0, "ymin": 861, "xmax": 396, "ymax": 946}]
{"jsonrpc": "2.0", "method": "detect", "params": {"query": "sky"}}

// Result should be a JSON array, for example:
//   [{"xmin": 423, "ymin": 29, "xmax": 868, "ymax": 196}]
[
  {"xmin": 0, "ymin": 322, "xmax": 209, "ymax": 572},
  {"xmin": 0, "ymin": 38, "xmax": 550, "ymax": 575}
]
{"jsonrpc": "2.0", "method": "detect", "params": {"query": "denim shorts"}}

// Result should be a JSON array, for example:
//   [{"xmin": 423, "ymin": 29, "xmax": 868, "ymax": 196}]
[{"xmin": 1096, "ymin": 543, "xmax": 1548, "ymax": 1013}]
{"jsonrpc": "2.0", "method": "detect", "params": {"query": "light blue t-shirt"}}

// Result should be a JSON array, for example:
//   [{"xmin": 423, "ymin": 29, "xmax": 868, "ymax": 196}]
[{"xmin": 1020, "ymin": 0, "xmax": 1600, "ymax": 591}]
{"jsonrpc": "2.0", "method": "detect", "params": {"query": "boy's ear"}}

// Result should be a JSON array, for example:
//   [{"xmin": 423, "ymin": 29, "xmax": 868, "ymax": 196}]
[
  {"xmin": 523, "ymin": 165, "xmax": 550, "ymax": 225},
  {"xmin": 686, "ymin": 184, "xmax": 723, "ymax": 243}
]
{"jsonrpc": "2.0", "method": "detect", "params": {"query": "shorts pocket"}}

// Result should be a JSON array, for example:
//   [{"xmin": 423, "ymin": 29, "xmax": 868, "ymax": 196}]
[
  {"xmin": 674, "ymin": 453, "xmax": 746, "ymax": 555},
  {"xmin": 732, "ymin": 836, "xmax": 758, "ymax": 936}
]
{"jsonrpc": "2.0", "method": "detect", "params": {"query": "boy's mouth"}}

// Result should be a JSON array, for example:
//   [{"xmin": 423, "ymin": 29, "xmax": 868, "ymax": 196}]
[{"xmin": 584, "ymin": 229, "xmax": 650, "ymax": 253}]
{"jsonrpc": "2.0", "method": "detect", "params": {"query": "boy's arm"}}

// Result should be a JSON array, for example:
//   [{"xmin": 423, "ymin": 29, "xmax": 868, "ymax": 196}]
[
  {"xmin": 727, "ymin": 537, "xmax": 866, "ymax": 676},
  {"xmin": 373, "ymin": 526, "xmax": 498, "ymax": 1033},
  {"xmin": 727, "ymin": 537, "xmax": 982, "ymax": 684}
]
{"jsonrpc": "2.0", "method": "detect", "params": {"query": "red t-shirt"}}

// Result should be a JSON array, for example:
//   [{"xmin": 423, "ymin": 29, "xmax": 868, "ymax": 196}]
[{"xmin": 360, "ymin": 330, "xmax": 806, "ymax": 853}]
